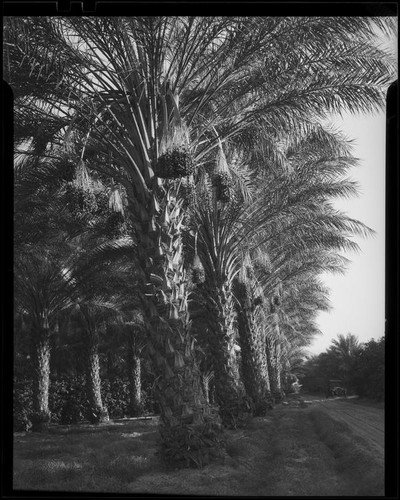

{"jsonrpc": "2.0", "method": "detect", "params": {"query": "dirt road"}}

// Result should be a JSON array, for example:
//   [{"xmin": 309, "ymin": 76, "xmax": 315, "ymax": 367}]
[{"xmin": 307, "ymin": 397, "xmax": 384, "ymax": 458}]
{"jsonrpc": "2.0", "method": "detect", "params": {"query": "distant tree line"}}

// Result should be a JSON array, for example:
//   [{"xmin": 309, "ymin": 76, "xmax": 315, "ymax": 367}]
[{"xmin": 300, "ymin": 334, "xmax": 385, "ymax": 400}]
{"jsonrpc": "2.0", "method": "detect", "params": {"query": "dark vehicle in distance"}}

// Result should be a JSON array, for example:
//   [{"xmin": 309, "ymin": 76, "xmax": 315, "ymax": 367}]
[{"xmin": 326, "ymin": 379, "xmax": 347, "ymax": 398}]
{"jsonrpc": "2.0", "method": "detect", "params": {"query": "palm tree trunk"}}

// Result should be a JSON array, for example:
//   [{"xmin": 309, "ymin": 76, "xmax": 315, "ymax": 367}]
[
  {"xmin": 234, "ymin": 282, "xmax": 272, "ymax": 415},
  {"xmin": 265, "ymin": 337, "xmax": 276, "ymax": 399},
  {"xmin": 30, "ymin": 325, "xmax": 51, "ymax": 432},
  {"xmin": 84, "ymin": 324, "xmax": 109, "ymax": 424},
  {"xmin": 134, "ymin": 183, "xmax": 223, "ymax": 466},
  {"xmin": 127, "ymin": 345, "xmax": 142, "ymax": 417},
  {"xmin": 266, "ymin": 316, "xmax": 284, "ymax": 403},
  {"xmin": 274, "ymin": 340, "xmax": 284, "ymax": 401},
  {"xmin": 202, "ymin": 281, "xmax": 252, "ymax": 428}
]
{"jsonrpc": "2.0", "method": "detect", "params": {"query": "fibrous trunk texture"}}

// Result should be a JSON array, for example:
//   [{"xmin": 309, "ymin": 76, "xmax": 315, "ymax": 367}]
[
  {"xmin": 30, "ymin": 326, "xmax": 51, "ymax": 432},
  {"xmin": 127, "ymin": 346, "xmax": 142, "ymax": 417},
  {"xmin": 199, "ymin": 280, "xmax": 252, "ymax": 428},
  {"xmin": 266, "ymin": 312, "xmax": 284, "ymax": 403},
  {"xmin": 133, "ymin": 182, "xmax": 223, "ymax": 467},
  {"xmin": 234, "ymin": 281, "xmax": 273, "ymax": 415},
  {"xmin": 83, "ymin": 324, "xmax": 109, "ymax": 424}
]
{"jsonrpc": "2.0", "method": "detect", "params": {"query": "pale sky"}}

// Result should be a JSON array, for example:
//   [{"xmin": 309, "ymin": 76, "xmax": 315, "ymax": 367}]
[
  {"xmin": 307, "ymin": 108, "xmax": 387, "ymax": 355},
  {"xmin": 306, "ymin": 21, "xmax": 397, "ymax": 355}
]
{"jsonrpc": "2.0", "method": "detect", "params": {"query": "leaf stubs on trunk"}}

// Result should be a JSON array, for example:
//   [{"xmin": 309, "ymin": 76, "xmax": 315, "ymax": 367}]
[
  {"xmin": 30, "ymin": 327, "xmax": 51, "ymax": 432},
  {"xmin": 194, "ymin": 280, "xmax": 253, "ymax": 428},
  {"xmin": 137, "ymin": 183, "xmax": 224, "ymax": 466},
  {"xmin": 83, "ymin": 325, "xmax": 109, "ymax": 424},
  {"xmin": 128, "ymin": 351, "xmax": 143, "ymax": 417},
  {"xmin": 234, "ymin": 280, "xmax": 273, "ymax": 415}
]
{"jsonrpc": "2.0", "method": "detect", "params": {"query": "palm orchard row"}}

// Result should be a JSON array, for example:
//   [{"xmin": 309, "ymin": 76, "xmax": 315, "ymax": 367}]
[{"xmin": 8, "ymin": 17, "xmax": 395, "ymax": 467}]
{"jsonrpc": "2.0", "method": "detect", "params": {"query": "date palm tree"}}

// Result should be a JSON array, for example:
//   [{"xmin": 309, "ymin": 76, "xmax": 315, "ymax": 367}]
[
  {"xmin": 188, "ymin": 111, "xmax": 379, "ymax": 411},
  {"xmin": 122, "ymin": 317, "xmax": 148, "ymax": 417},
  {"xmin": 14, "ymin": 239, "xmax": 76, "ymax": 430},
  {"xmin": 329, "ymin": 333, "xmax": 362, "ymax": 387},
  {"xmin": 14, "ymin": 139, "xmax": 134, "ymax": 428},
  {"xmin": 126, "ymin": 324, "xmax": 146, "ymax": 417},
  {"xmin": 63, "ymin": 219, "xmax": 139, "ymax": 422},
  {"xmin": 13, "ymin": 145, "xmax": 89, "ymax": 431},
  {"xmin": 104, "ymin": 310, "xmax": 147, "ymax": 417},
  {"xmin": 188, "ymin": 181, "xmax": 252, "ymax": 427},
  {"xmin": 233, "ymin": 259, "xmax": 273, "ymax": 414},
  {"xmin": 278, "ymin": 276, "xmax": 331, "ymax": 390},
  {"xmin": 232, "ymin": 121, "xmax": 374, "ymax": 402}
]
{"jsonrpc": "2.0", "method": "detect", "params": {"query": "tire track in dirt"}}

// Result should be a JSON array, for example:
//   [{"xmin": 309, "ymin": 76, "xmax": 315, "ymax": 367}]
[{"xmin": 316, "ymin": 400, "xmax": 384, "ymax": 458}]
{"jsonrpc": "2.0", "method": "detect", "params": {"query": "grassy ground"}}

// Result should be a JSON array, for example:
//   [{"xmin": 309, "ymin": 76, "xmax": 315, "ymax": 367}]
[{"xmin": 13, "ymin": 407, "xmax": 384, "ymax": 496}]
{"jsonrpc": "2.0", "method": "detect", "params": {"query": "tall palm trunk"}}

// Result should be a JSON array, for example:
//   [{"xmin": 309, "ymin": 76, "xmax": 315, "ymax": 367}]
[
  {"xmin": 82, "ymin": 318, "xmax": 109, "ymax": 424},
  {"xmin": 127, "ymin": 336, "xmax": 142, "ymax": 417},
  {"xmin": 201, "ymin": 280, "xmax": 251, "ymax": 428},
  {"xmin": 134, "ymin": 182, "xmax": 223, "ymax": 466},
  {"xmin": 234, "ymin": 281, "xmax": 272, "ymax": 414},
  {"xmin": 266, "ymin": 311, "xmax": 284, "ymax": 403},
  {"xmin": 30, "ymin": 324, "xmax": 51, "ymax": 432}
]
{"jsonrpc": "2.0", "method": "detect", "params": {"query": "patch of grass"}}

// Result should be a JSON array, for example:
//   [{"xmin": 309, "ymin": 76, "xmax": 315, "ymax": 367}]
[
  {"xmin": 309, "ymin": 409, "xmax": 384, "ymax": 496},
  {"xmin": 13, "ymin": 420, "xmax": 163, "ymax": 493},
  {"xmin": 129, "ymin": 412, "xmax": 348, "ymax": 496},
  {"xmin": 248, "ymin": 411, "xmax": 345, "ymax": 496},
  {"xmin": 14, "ymin": 410, "xmax": 383, "ymax": 495}
]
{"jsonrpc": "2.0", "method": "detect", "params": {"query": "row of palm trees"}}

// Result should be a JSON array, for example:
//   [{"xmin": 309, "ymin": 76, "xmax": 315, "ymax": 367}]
[{"xmin": 7, "ymin": 16, "xmax": 396, "ymax": 466}]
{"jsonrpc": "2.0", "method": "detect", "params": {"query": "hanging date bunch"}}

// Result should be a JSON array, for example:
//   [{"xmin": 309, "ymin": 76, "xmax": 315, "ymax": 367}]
[
  {"xmin": 105, "ymin": 211, "xmax": 126, "ymax": 239},
  {"xmin": 155, "ymin": 146, "xmax": 195, "ymax": 179},
  {"xmin": 73, "ymin": 159, "xmax": 93, "ymax": 192},
  {"xmin": 213, "ymin": 142, "xmax": 233, "ymax": 203},
  {"xmin": 253, "ymin": 296, "xmax": 263, "ymax": 307},
  {"xmin": 64, "ymin": 184, "xmax": 96, "ymax": 215},
  {"xmin": 270, "ymin": 282, "xmax": 283, "ymax": 313},
  {"xmin": 105, "ymin": 183, "xmax": 129, "ymax": 238},
  {"xmin": 64, "ymin": 160, "xmax": 98, "ymax": 215},
  {"xmin": 180, "ymin": 178, "xmax": 197, "ymax": 210},
  {"xmin": 108, "ymin": 182, "xmax": 127, "ymax": 215},
  {"xmin": 192, "ymin": 255, "xmax": 205, "ymax": 285},
  {"xmin": 154, "ymin": 122, "xmax": 195, "ymax": 179},
  {"xmin": 58, "ymin": 158, "xmax": 76, "ymax": 183},
  {"xmin": 272, "ymin": 294, "xmax": 281, "ymax": 308},
  {"xmin": 191, "ymin": 231, "xmax": 205, "ymax": 284},
  {"xmin": 225, "ymin": 189, "xmax": 243, "ymax": 221}
]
